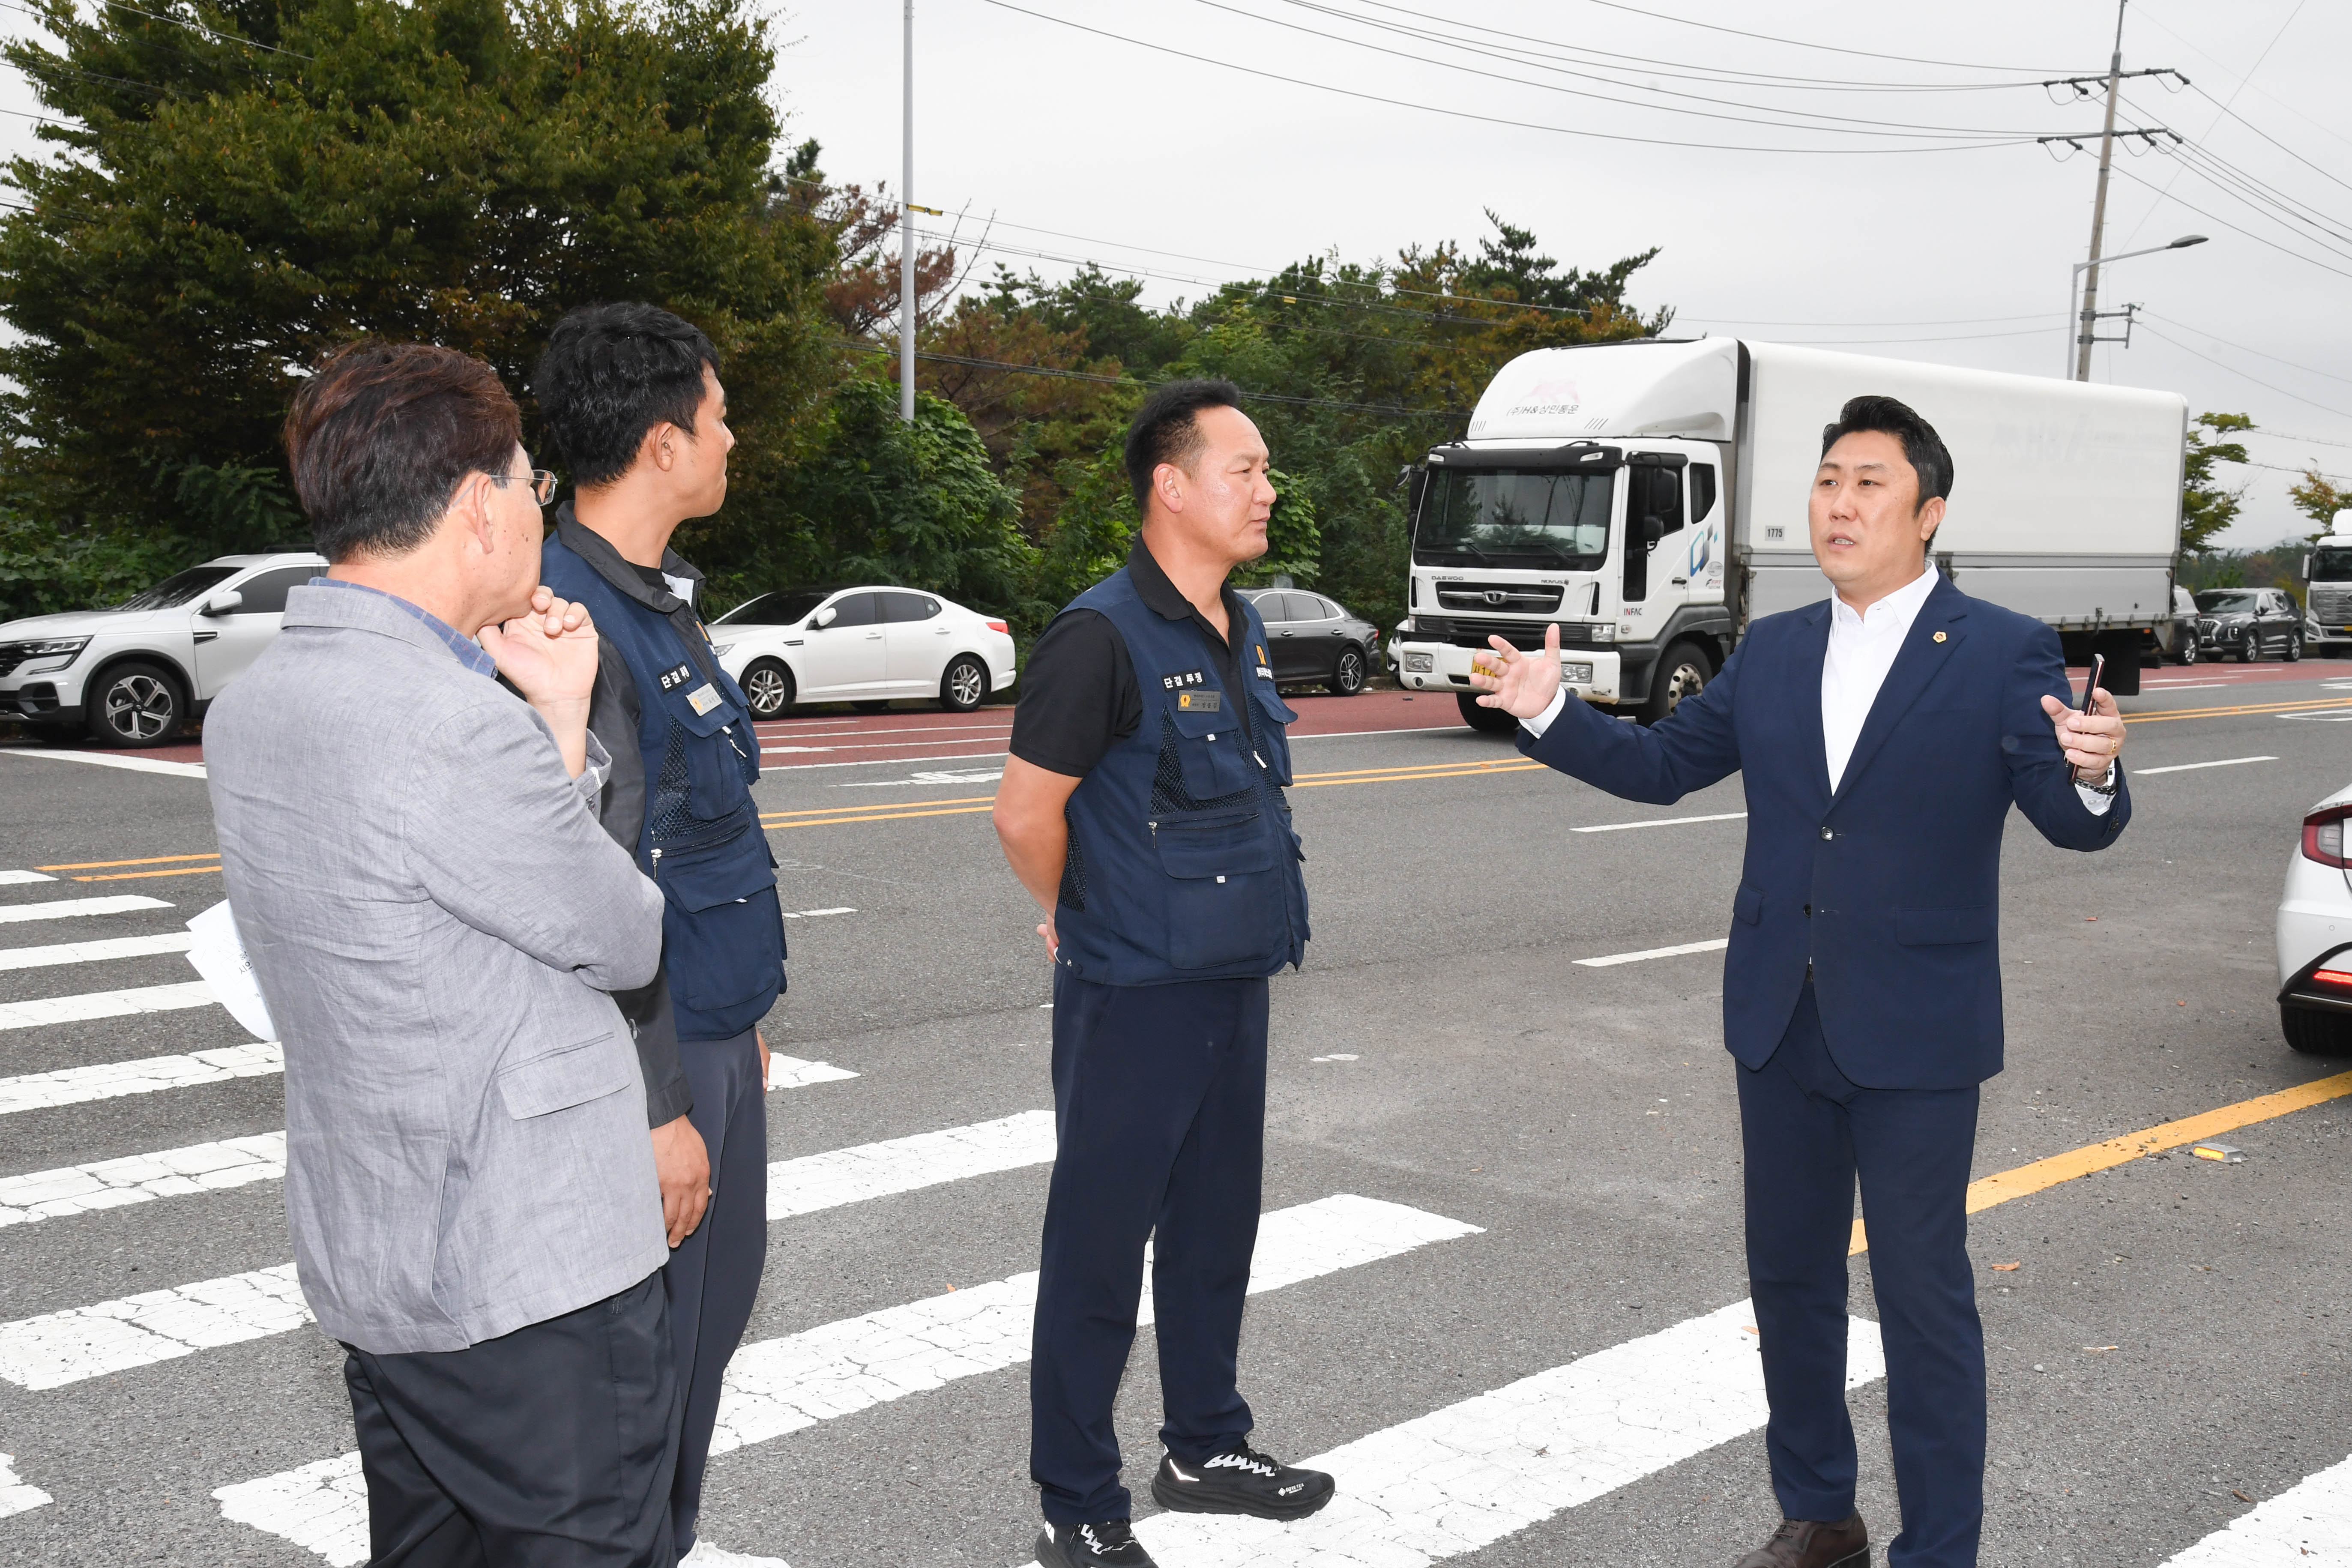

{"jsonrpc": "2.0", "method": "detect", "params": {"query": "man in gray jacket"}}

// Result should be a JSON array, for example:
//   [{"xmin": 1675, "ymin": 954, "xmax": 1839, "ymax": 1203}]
[{"xmin": 207, "ymin": 341, "xmax": 679, "ymax": 1568}]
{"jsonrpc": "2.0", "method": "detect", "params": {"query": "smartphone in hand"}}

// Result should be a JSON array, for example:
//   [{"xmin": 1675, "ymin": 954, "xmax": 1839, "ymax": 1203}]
[{"xmin": 2080, "ymin": 652, "xmax": 2105, "ymax": 714}]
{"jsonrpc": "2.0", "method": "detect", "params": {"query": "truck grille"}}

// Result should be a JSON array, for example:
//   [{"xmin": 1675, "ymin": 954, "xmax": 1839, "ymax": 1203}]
[
  {"xmin": 1409, "ymin": 616, "xmax": 1595, "ymax": 649},
  {"xmin": 2310, "ymin": 584, "xmax": 2352, "ymax": 622},
  {"xmin": 1433, "ymin": 583, "xmax": 1565, "ymax": 613}
]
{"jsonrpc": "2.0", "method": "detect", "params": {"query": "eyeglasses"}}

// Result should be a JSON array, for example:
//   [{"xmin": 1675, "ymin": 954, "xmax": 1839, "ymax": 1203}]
[{"xmin": 489, "ymin": 469, "xmax": 558, "ymax": 506}]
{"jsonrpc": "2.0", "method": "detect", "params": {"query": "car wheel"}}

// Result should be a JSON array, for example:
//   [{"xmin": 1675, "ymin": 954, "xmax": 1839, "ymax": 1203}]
[
  {"xmin": 2281, "ymin": 1003, "xmax": 2352, "ymax": 1056},
  {"xmin": 84, "ymin": 661, "xmax": 185, "ymax": 748},
  {"xmin": 2287, "ymin": 631, "xmax": 2304, "ymax": 663},
  {"xmin": 1639, "ymin": 640, "xmax": 1711, "ymax": 727},
  {"xmin": 940, "ymin": 655, "xmax": 989, "ymax": 713},
  {"xmin": 1328, "ymin": 645, "xmax": 1368, "ymax": 696},
  {"xmin": 1456, "ymin": 691, "xmax": 1519, "ymax": 734},
  {"xmin": 740, "ymin": 658, "xmax": 796, "ymax": 718},
  {"xmin": 2175, "ymin": 637, "xmax": 2198, "ymax": 666}
]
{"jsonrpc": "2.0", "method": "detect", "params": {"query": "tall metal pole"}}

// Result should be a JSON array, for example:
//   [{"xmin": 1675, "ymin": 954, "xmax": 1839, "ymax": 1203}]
[
  {"xmin": 2073, "ymin": 0, "xmax": 2128, "ymax": 382},
  {"xmin": 898, "ymin": 0, "xmax": 916, "ymax": 422}
]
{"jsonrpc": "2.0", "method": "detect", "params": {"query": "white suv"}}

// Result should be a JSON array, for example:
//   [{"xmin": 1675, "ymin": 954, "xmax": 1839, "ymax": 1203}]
[
  {"xmin": 0, "ymin": 551, "xmax": 324, "ymax": 746},
  {"xmin": 2278, "ymin": 778, "xmax": 2352, "ymax": 1055}
]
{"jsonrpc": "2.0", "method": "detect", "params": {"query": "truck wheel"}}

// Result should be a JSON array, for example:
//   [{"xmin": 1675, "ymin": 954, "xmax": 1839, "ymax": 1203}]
[
  {"xmin": 1456, "ymin": 691, "xmax": 1519, "ymax": 734},
  {"xmin": 1639, "ymin": 640, "xmax": 1710, "ymax": 727},
  {"xmin": 2281, "ymin": 1003, "xmax": 2352, "ymax": 1056},
  {"xmin": 84, "ymin": 661, "xmax": 185, "ymax": 747}
]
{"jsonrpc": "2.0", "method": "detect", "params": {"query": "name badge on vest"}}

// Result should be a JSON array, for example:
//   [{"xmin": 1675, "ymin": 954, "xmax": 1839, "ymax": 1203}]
[
  {"xmin": 1175, "ymin": 689, "xmax": 1221, "ymax": 712},
  {"xmin": 685, "ymin": 682, "xmax": 722, "ymax": 715},
  {"xmin": 656, "ymin": 661, "xmax": 695, "ymax": 693}
]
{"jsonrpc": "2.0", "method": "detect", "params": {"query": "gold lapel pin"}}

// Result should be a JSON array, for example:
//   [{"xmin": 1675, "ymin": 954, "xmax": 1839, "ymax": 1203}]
[{"xmin": 1933, "ymin": 631, "xmax": 1948, "ymax": 643}]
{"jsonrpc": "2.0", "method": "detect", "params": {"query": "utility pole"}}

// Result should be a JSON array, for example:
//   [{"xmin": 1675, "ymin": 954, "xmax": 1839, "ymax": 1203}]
[
  {"xmin": 899, "ymin": 0, "xmax": 916, "ymax": 422},
  {"xmin": 2073, "ymin": 0, "xmax": 2127, "ymax": 383}
]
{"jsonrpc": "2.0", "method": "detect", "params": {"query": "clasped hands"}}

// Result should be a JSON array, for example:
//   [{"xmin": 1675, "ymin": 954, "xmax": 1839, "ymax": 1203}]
[
  {"xmin": 478, "ymin": 586, "xmax": 600, "ymax": 777},
  {"xmin": 1467, "ymin": 625, "xmax": 2127, "ymax": 781}
]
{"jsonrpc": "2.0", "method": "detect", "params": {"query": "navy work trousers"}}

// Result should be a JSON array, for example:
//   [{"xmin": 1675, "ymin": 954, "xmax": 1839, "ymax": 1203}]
[
  {"xmin": 1029, "ymin": 969, "xmax": 1269, "ymax": 1527},
  {"xmin": 664, "ymin": 1027, "xmax": 770, "ymax": 1556},
  {"xmin": 1739, "ymin": 981, "xmax": 1986, "ymax": 1568},
  {"xmin": 344, "ymin": 1270, "xmax": 679, "ymax": 1568}
]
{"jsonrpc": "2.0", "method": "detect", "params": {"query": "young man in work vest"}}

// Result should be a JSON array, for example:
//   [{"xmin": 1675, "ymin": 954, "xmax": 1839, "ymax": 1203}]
[
  {"xmin": 535, "ymin": 303, "xmax": 788, "ymax": 1568},
  {"xmin": 993, "ymin": 380, "xmax": 1332, "ymax": 1568}
]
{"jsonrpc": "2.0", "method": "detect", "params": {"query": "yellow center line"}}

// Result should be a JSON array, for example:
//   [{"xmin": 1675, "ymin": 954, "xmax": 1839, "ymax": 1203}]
[
  {"xmin": 67, "ymin": 865, "xmax": 225, "ymax": 882},
  {"xmin": 1849, "ymin": 1067, "xmax": 2352, "ymax": 1255},
  {"xmin": 37, "ymin": 852, "xmax": 221, "ymax": 871},
  {"xmin": 2123, "ymin": 695, "xmax": 2352, "ymax": 724},
  {"xmin": 763, "ymin": 805, "xmax": 996, "ymax": 830},
  {"xmin": 1294, "ymin": 763, "xmax": 1547, "ymax": 788},
  {"xmin": 760, "ymin": 795, "xmax": 997, "ymax": 822}
]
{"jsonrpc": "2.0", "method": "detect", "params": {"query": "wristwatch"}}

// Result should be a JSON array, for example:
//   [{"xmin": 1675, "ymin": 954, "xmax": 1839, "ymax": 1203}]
[{"xmin": 2075, "ymin": 760, "xmax": 2119, "ymax": 796}]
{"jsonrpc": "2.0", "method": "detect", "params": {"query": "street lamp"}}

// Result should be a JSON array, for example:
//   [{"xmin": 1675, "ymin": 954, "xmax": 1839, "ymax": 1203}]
[{"xmin": 2068, "ymin": 234, "xmax": 2206, "ymax": 379}]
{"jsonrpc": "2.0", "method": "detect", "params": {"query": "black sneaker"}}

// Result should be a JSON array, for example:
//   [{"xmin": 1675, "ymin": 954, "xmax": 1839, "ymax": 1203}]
[
  {"xmin": 1151, "ymin": 1443, "xmax": 1335, "ymax": 1521},
  {"xmin": 1035, "ymin": 1519, "xmax": 1156, "ymax": 1568}
]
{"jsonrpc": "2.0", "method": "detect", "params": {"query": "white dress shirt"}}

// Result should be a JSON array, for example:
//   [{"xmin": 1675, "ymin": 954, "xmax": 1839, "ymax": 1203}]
[{"xmin": 1520, "ymin": 563, "xmax": 2113, "ymax": 811}]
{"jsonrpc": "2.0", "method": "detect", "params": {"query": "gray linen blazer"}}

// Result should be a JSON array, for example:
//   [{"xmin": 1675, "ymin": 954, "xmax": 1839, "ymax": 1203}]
[{"xmin": 206, "ymin": 584, "xmax": 670, "ymax": 1353}]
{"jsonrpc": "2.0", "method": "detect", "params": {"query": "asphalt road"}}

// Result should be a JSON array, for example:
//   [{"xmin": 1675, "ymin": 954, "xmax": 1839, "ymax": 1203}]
[{"xmin": 2, "ymin": 657, "xmax": 2350, "ymax": 1568}]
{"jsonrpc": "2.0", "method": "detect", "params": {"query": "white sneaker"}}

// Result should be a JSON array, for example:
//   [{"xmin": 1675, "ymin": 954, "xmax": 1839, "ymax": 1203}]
[{"xmin": 680, "ymin": 1541, "xmax": 790, "ymax": 1568}]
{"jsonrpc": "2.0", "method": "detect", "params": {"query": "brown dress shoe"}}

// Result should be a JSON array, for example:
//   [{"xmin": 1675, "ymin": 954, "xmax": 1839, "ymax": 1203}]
[{"xmin": 1730, "ymin": 1513, "xmax": 1869, "ymax": 1568}]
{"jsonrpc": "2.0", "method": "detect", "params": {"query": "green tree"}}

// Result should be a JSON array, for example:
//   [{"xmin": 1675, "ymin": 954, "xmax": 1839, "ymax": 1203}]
[
  {"xmin": 0, "ymin": 0, "xmax": 838, "ymax": 566},
  {"xmin": 2288, "ymin": 468, "xmax": 2351, "ymax": 539},
  {"xmin": 2178, "ymin": 412, "xmax": 2252, "ymax": 559}
]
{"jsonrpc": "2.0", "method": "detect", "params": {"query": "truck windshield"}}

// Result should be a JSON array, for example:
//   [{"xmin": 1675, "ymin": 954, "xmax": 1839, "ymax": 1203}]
[
  {"xmin": 113, "ymin": 566, "xmax": 238, "ymax": 611},
  {"xmin": 2312, "ymin": 547, "xmax": 2352, "ymax": 583},
  {"xmin": 1415, "ymin": 469, "xmax": 1614, "ymax": 568},
  {"xmin": 2194, "ymin": 590, "xmax": 2261, "ymax": 614}
]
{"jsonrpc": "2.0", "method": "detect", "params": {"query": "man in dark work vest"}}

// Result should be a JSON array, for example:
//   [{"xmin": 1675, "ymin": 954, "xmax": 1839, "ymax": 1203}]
[
  {"xmin": 993, "ymin": 380, "xmax": 1331, "ymax": 1568},
  {"xmin": 534, "ymin": 303, "xmax": 788, "ymax": 1568}
]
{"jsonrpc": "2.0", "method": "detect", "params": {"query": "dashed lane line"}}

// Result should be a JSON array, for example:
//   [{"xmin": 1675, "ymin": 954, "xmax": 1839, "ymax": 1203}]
[
  {"xmin": 1575, "ymin": 937, "xmax": 1730, "ymax": 968},
  {"xmin": 0, "ymin": 749, "xmax": 206, "ymax": 778},
  {"xmin": 1572, "ymin": 811, "xmax": 1748, "ymax": 833},
  {"xmin": 1028, "ymin": 1301, "xmax": 1884, "ymax": 1568},
  {"xmin": 213, "ymin": 1194, "xmax": 1482, "ymax": 1565},
  {"xmin": 0, "ymin": 979, "xmax": 217, "ymax": 1031},
  {"xmin": 0, "ymin": 871, "xmax": 54, "ymax": 886},
  {"xmin": 767, "ymin": 1109, "xmax": 1054, "ymax": 1220},
  {"xmin": 0, "ymin": 895, "xmax": 171, "ymax": 925},
  {"xmin": 2134, "ymin": 755, "xmax": 2278, "ymax": 775},
  {"xmin": 0, "ymin": 1132, "xmax": 285, "ymax": 1228},
  {"xmin": 0, "ymin": 1453, "xmax": 50, "ymax": 1520},
  {"xmin": 0, "ymin": 932, "xmax": 194, "ymax": 971},
  {"xmin": 2160, "ymin": 1451, "xmax": 2352, "ymax": 1565}
]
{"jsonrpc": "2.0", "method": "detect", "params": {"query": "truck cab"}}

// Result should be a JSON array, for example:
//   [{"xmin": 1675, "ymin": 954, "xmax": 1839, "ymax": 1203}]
[
  {"xmin": 1398, "ymin": 436, "xmax": 1731, "ymax": 728},
  {"xmin": 2305, "ymin": 511, "xmax": 2352, "ymax": 655}
]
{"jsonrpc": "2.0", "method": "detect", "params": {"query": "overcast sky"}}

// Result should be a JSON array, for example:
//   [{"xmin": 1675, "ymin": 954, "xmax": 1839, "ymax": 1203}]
[{"xmin": 6, "ymin": 0, "xmax": 2346, "ymax": 549}]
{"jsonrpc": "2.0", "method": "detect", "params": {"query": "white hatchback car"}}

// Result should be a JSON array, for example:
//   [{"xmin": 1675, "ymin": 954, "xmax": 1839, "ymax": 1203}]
[
  {"xmin": 0, "ymin": 551, "xmax": 325, "ymax": 746},
  {"xmin": 709, "ymin": 585, "xmax": 1017, "ymax": 716},
  {"xmin": 2278, "ymin": 778, "xmax": 2352, "ymax": 1055}
]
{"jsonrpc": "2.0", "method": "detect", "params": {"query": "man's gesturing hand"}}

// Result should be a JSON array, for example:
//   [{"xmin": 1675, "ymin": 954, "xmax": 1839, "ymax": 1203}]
[
  {"xmin": 1466, "ymin": 623, "xmax": 1563, "ymax": 720},
  {"xmin": 479, "ymin": 586, "xmax": 598, "ymax": 706},
  {"xmin": 650, "ymin": 1113, "xmax": 711, "ymax": 1248},
  {"xmin": 2040, "ymin": 687, "xmax": 2125, "ymax": 784}
]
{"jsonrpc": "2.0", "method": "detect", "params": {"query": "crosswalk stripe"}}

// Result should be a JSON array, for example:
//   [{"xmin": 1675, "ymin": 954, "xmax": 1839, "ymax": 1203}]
[
  {"xmin": 0, "ymin": 1042, "xmax": 282, "ymax": 1117},
  {"xmin": 213, "ymin": 1193, "xmax": 1482, "ymax": 1565},
  {"xmin": 0, "ymin": 1263, "xmax": 308, "ymax": 1390},
  {"xmin": 1034, "ymin": 1300, "xmax": 1885, "ymax": 1568},
  {"xmin": 0, "ymin": 1452, "xmax": 51, "ymax": 1520},
  {"xmin": 0, "ymin": 1132, "xmax": 286, "ymax": 1228},
  {"xmin": 0, "ymin": 870, "xmax": 57, "ymax": 886},
  {"xmin": 0, "ymin": 931, "xmax": 197, "ymax": 971},
  {"xmin": 767, "ymin": 1109, "xmax": 1054, "ymax": 1220},
  {"xmin": 769, "ymin": 1054, "xmax": 858, "ymax": 1089},
  {"xmin": 0, "ymin": 979, "xmax": 217, "ymax": 1031},
  {"xmin": 1574, "ymin": 937, "xmax": 1729, "ymax": 968},
  {"xmin": 2160, "ymin": 1451, "xmax": 2352, "ymax": 1565},
  {"xmin": 0, "ymin": 894, "xmax": 171, "ymax": 925}
]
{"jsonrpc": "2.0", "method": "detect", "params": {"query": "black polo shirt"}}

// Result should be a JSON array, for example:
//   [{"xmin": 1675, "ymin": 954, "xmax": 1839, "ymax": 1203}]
[{"xmin": 1010, "ymin": 537, "xmax": 1257, "ymax": 780}]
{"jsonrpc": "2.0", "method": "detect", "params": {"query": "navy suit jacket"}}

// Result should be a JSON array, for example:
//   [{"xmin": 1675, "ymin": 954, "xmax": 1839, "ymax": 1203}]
[{"xmin": 1521, "ymin": 574, "xmax": 2129, "ymax": 1089}]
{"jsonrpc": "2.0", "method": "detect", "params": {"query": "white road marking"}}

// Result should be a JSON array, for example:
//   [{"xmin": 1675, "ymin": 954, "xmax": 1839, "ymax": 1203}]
[
  {"xmin": 2134, "ymin": 756, "xmax": 2279, "ymax": 775},
  {"xmin": 1575, "ymin": 937, "xmax": 1730, "ymax": 968},
  {"xmin": 0, "ymin": 979, "xmax": 216, "ymax": 1031},
  {"xmin": 2137, "ymin": 682, "xmax": 2232, "ymax": 691},
  {"xmin": 768, "ymin": 1054, "xmax": 857, "ymax": 1089},
  {"xmin": 0, "ymin": 871, "xmax": 55, "ymax": 886},
  {"xmin": 763, "ymin": 748, "xmax": 1012, "ymax": 772},
  {"xmin": 0, "ymin": 1452, "xmax": 51, "ymax": 1519},
  {"xmin": 215, "ymin": 1194, "xmax": 1481, "ymax": 1565},
  {"xmin": 767, "ymin": 1110, "xmax": 1054, "ymax": 1220},
  {"xmin": 2278, "ymin": 710, "xmax": 2352, "ymax": 722},
  {"xmin": 0, "ymin": 1263, "xmax": 308, "ymax": 1390},
  {"xmin": 0, "ymin": 749, "xmax": 206, "ymax": 778},
  {"xmin": 778, "ymin": 907, "xmax": 857, "ymax": 921},
  {"xmin": 0, "ymin": 1132, "xmax": 286, "ymax": 1228},
  {"xmin": 0, "ymin": 931, "xmax": 196, "ymax": 970},
  {"xmin": 0, "ymin": 1042, "xmax": 281, "ymax": 1116},
  {"xmin": 2160, "ymin": 1451, "xmax": 2352, "ymax": 1565},
  {"xmin": 837, "ymin": 769, "xmax": 1005, "ymax": 787},
  {"xmin": 0, "ymin": 894, "xmax": 172, "ymax": 925},
  {"xmin": 1571, "ymin": 811, "xmax": 1748, "ymax": 833},
  {"xmin": 1027, "ymin": 1301, "xmax": 1885, "ymax": 1568}
]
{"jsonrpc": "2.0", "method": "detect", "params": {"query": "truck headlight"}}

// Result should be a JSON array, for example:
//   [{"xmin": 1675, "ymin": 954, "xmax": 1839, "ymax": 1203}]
[
  {"xmin": 1560, "ymin": 661, "xmax": 1594, "ymax": 684},
  {"xmin": 1403, "ymin": 652, "xmax": 1434, "ymax": 673},
  {"xmin": 1588, "ymin": 625, "xmax": 1615, "ymax": 642}
]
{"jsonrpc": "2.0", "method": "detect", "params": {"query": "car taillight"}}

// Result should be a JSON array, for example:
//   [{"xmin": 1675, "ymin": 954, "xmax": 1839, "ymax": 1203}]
[
  {"xmin": 2303, "ymin": 803, "xmax": 2352, "ymax": 868},
  {"xmin": 2314, "ymin": 967, "xmax": 2352, "ymax": 990},
  {"xmin": 986, "ymin": 619, "xmax": 1008, "ymax": 634}
]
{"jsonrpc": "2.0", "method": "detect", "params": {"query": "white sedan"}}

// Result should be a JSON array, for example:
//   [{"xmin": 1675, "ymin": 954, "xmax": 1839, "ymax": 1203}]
[
  {"xmin": 2278, "ymin": 777, "xmax": 2352, "ymax": 1054},
  {"xmin": 708, "ymin": 586, "xmax": 1017, "ymax": 716}
]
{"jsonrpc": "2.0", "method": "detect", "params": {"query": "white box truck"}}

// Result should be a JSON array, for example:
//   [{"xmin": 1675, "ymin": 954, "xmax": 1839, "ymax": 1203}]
[{"xmin": 1391, "ymin": 338, "xmax": 2188, "ymax": 728}]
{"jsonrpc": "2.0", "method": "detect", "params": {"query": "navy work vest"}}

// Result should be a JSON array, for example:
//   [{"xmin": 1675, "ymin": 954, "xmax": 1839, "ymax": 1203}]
[
  {"xmin": 1054, "ymin": 570, "xmax": 1309, "ymax": 986},
  {"xmin": 541, "ymin": 533, "xmax": 784, "ymax": 1040}
]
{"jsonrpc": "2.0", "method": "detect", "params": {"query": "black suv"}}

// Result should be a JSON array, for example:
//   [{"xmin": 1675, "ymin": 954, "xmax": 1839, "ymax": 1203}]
[{"xmin": 2195, "ymin": 587, "xmax": 2304, "ymax": 663}]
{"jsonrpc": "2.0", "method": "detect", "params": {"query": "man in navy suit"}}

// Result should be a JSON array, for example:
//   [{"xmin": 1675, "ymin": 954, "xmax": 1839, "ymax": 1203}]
[{"xmin": 1469, "ymin": 396, "xmax": 2130, "ymax": 1568}]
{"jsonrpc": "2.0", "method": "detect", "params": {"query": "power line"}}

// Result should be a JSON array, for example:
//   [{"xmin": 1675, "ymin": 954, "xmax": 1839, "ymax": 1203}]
[
  {"xmin": 1678, "ymin": 311, "xmax": 2060, "ymax": 328},
  {"xmin": 2141, "ymin": 312, "xmax": 2352, "ymax": 389},
  {"xmin": 973, "ymin": 0, "xmax": 2045, "ymax": 156},
  {"xmin": 1547, "ymin": 0, "xmax": 2080, "ymax": 74},
  {"xmin": 2104, "ymin": 158, "xmax": 2352, "ymax": 282},
  {"xmin": 2134, "ymin": 319, "xmax": 2352, "ymax": 422}
]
